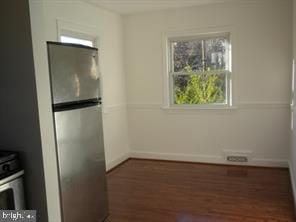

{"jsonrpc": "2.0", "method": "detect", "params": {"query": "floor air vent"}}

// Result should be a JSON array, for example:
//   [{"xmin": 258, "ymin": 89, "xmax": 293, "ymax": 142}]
[{"xmin": 226, "ymin": 156, "xmax": 248, "ymax": 163}]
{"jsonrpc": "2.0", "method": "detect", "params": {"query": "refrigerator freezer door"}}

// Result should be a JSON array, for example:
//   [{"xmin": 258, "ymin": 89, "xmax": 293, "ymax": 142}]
[
  {"xmin": 54, "ymin": 105, "xmax": 108, "ymax": 222},
  {"xmin": 48, "ymin": 43, "xmax": 100, "ymax": 105}
]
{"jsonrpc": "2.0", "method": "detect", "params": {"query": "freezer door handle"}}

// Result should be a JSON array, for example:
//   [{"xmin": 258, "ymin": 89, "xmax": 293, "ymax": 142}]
[{"xmin": 53, "ymin": 98, "xmax": 100, "ymax": 112}]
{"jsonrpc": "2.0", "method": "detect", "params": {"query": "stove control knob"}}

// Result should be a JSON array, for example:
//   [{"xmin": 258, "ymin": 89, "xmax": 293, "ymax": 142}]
[{"xmin": 3, "ymin": 164, "xmax": 10, "ymax": 172}]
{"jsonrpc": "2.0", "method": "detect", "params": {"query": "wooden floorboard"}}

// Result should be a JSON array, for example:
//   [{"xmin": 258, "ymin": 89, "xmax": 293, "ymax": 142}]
[{"xmin": 107, "ymin": 159, "xmax": 295, "ymax": 222}]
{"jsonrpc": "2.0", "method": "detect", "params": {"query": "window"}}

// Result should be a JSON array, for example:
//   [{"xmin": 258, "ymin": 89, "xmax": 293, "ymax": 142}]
[
  {"xmin": 59, "ymin": 29, "xmax": 96, "ymax": 47},
  {"xmin": 167, "ymin": 33, "xmax": 232, "ymax": 107},
  {"xmin": 60, "ymin": 35, "xmax": 94, "ymax": 47},
  {"xmin": 57, "ymin": 19, "xmax": 97, "ymax": 47}
]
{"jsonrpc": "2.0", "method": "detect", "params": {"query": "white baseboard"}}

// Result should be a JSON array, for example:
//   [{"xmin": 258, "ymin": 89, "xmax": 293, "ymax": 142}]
[
  {"xmin": 106, "ymin": 152, "xmax": 130, "ymax": 171},
  {"xmin": 131, "ymin": 151, "xmax": 223, "ymax": 164},
  {"xmin": 130, "ymin": 150, "xmax": 288, "ymax": 168},
  {"xmin": 288, "ymin": 161, "xmax": 296, "ymax": 209},
  {"xmin": 105, "ymin": 150, "xmax": 288, "ymax": 173}
]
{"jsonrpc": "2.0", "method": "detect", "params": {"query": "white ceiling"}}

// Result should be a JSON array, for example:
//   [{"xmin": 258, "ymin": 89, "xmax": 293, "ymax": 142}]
[{"xmin": 83, "ymin": 0, "xmax": 236, "ymax": 15}]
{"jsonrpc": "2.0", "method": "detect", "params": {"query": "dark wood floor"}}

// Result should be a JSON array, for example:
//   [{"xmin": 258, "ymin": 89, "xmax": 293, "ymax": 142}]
[{"xmin": 107, "ymin": 159, "xmax": 295, "ymax": 222}]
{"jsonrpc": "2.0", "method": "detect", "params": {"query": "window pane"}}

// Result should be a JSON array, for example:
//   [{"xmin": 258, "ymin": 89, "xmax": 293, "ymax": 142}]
[
  {"xmin": 60, "ymin": 36, "xmax": 94, "ymax": 47},
  {"xmin": 172, "ymin": 35, "xmax": 229, "ymax": 73},
  {"xmin": 172, "ymin": 40, "xmax": 203, "ymax": 72},
  {"xmin": 205, "ymin": 36, "xmax": 229, "ymax": 71},
  {"xmin": 173, "ymin": 72, "xmax": 226, "ymax": 105}
]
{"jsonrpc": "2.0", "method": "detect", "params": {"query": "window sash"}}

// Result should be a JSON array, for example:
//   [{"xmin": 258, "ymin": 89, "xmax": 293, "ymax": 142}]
[
  {"xmin": 169, "ymin": 70, "xmax": 230, "ymax": 76},
  {"xmin": 168, "ymin": 35, "xmax": 230, "ymax": 73},
  {"xmin": 169, "ymin": 71, "xmax": 231, "ymax": 106},
  {"xmin": 60, "ymin": 35, "xmax": 94, "ymax": 47},
  {"xmin": 168, "ymin": 32, "xmax": 230, "ymax": 42}
]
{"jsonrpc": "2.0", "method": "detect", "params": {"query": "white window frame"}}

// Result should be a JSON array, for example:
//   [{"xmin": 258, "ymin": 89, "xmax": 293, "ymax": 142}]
[
  {"xmin": 56, "ymin": 19, "xmax": 99, "ymax": 48},
  {"xmin": 162, "ymin": 27, "xmax": 235, "ymax": 110}
]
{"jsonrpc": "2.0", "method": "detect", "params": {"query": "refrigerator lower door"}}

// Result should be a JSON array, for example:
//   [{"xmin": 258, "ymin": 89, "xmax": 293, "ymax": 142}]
[{"xmin": 54, "ymin": 105, "xmax": 108, "ymax": 222}]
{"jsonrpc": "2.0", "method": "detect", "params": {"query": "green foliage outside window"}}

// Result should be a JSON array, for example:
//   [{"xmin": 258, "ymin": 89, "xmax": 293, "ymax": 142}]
[{"xmin": 174, "ymin": 66, "xmax": 226, "ymax": 105}]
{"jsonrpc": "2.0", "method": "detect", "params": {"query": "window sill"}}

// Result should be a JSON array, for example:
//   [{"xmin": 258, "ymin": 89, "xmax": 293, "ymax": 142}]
[{"xmin": 162, "ymin": 105, "xmax": 238, "ymax": 111}]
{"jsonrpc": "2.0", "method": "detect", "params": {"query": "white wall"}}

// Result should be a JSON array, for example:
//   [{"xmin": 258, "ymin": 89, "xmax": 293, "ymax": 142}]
[
  {"xmin": 125, "ymin": 0, "xmax": 292, "ymax": 166},
  {"xmin": 29, "ymin": 1, "xmax": 129, "ymax": 221},
  {"xmin": 290, "ymin": 0, "xmax": 296, "ymax": 207}
]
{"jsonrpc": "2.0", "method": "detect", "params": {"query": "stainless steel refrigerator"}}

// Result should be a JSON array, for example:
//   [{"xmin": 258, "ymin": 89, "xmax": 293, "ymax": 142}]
[{"xmin": 47, "ymin": 42, "xmax": 109, "ymax": 222}]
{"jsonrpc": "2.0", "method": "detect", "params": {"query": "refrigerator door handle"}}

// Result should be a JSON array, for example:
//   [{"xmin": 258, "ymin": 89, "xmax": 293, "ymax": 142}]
[{"xmin": 53, "ymin": 98, "xmax": 100, "ymax": 112}]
